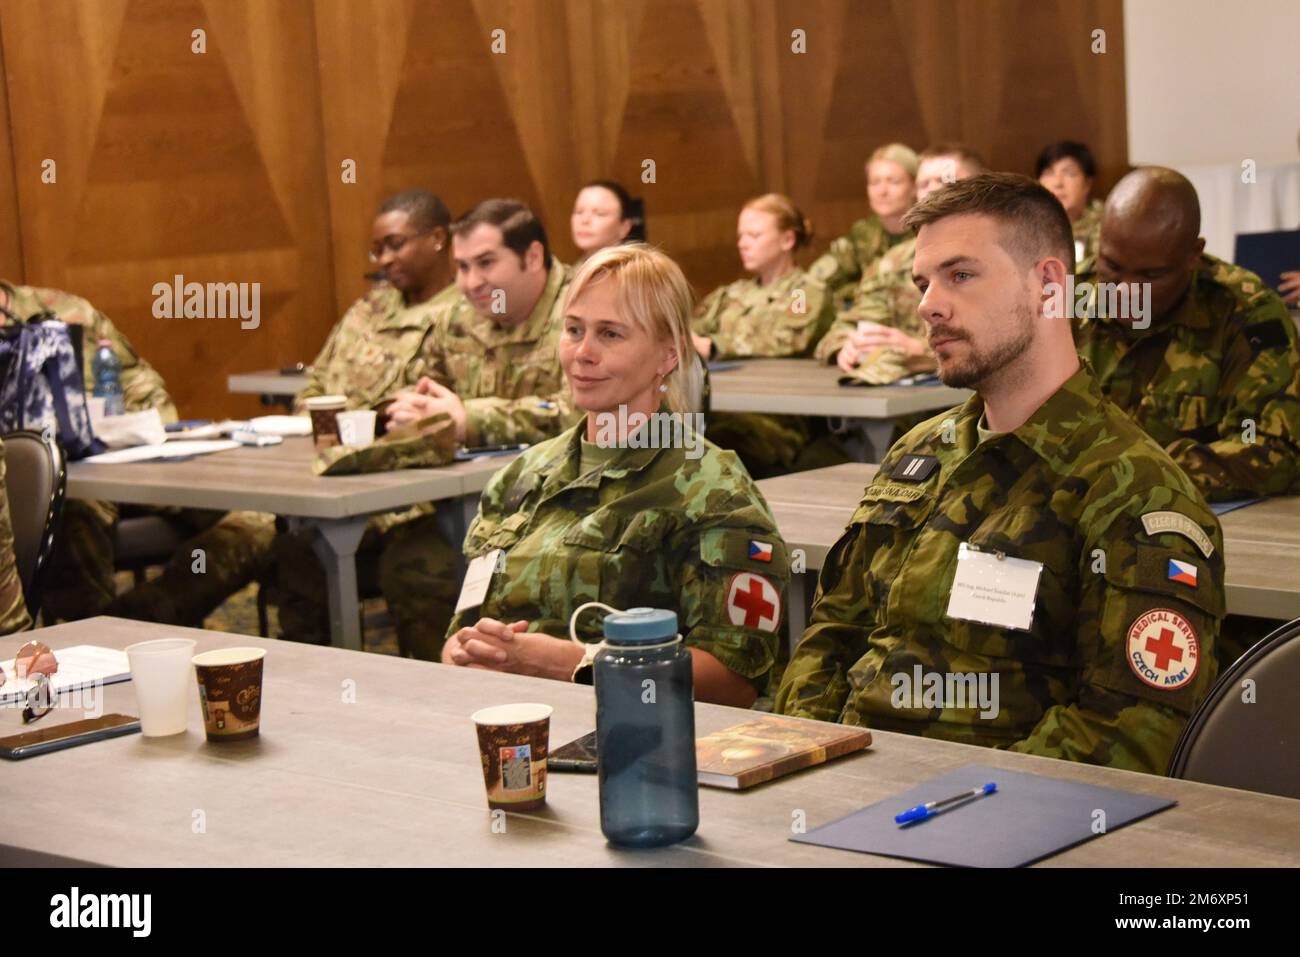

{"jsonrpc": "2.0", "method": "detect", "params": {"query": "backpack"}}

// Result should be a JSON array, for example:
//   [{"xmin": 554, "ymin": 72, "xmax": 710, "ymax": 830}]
[{"xmin": 0, "ymin": 309, "xmax": 104, "ymax": 460}]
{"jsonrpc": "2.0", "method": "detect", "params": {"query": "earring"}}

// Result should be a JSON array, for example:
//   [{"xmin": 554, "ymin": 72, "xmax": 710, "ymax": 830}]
[{"xmin": 659, "ymin": 383, "xmax": 668, "ymax": 393}]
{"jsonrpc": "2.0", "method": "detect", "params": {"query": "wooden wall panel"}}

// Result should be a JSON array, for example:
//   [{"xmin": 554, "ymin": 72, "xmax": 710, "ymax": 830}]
[{"xmin": 0, "ymin": 0, "xmax": 1128, "ymax": 417}]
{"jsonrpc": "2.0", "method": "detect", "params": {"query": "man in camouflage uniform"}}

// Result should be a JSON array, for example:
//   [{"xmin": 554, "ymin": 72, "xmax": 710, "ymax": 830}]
[
  {"xmin": 816, "ymin": 145, "xmax": 988, "ymax": 377},
  {"xmin": 0, "ymin": 437, "xmax": 32, "ymax": 635},
  {"xmin": 0, "ymin": 282, "xmax": 274, "ymax": 627},
  {"xmin": 1075, "ymin": 167, "xmax": 1300, "ymax": 503},
  {"xmin": 277, "ymin": 190, "xmax": 464, "ymax": 658},
  {"xmin": 693, "ymin": 243, "xmax": 838, "ymax": 477},
  {"xmin": 779, "ymin": 174, "xmax": 1225, "ymax": 775}
]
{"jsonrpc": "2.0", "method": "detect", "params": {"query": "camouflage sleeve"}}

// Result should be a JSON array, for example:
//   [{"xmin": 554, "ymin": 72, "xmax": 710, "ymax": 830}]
[
  {"xmin": 463, "ymin": 389, "xmax": 583, "ymax": 447},
  {"xmin": 775, "ymin": 506, "xmax": 876, "ymax": 721},
  {"xmin": 780, "ymin": 278, "xmax": 836, "ymax": 358},
  {"xmin": 673, "ymin": 482, "xmax": 788, "ymax": 687},
  {"xmin": 445, "ymin": 454, "xmax": 522, "ymax": 638},
  {"xmin": 808, "ymin": 235, "xmax": 862, "ymax": 305},
  {"xmin": 813, "ymin": 311, "xmax": 856, "ymax": 364},
  {"xmin": 692, "ymin": 285, "xmax": 725, "ymax": 343},
  {"xmin": 1007, "ymin": 498, "xmax": 1225, "ymax": 774},
  {"xmin": 1163, "ymin": 299, "xmax": 1300, "ymax": 500},
  {"xmin": 293, "ymin": 312, "xmax": 351, "ymax": 413},
  {"xmin": 91, "ymin": 310, "xmax": 177, "ymax": 422},
  {"xmin": 0, "ymin": 441, "xmax": 33, "ymax": 636}
]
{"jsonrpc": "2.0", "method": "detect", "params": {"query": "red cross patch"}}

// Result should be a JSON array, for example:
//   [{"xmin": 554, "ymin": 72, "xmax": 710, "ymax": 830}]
[
  {"xmin": 726, "ymin": 572, "xmax": 781, "ymax": 632},
  {"xmin": 1126, "ymin": 608, "xmax": 1199, "ymax": 690}
]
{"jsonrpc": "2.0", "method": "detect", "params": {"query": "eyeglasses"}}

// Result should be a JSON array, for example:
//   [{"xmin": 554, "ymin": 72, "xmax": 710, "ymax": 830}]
[
  {"xmin": 368, "ymin": 230, "xmax": 441, "ymax": 263},
  {"xmin": 2, "ymin": 640, "xmax": 59, "ymax": 724}
]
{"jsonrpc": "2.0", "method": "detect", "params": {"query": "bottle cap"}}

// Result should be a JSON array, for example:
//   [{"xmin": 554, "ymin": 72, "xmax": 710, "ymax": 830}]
[{"xmin": 602, "ymin": 607, "xmax": 678, "ymax": 645}]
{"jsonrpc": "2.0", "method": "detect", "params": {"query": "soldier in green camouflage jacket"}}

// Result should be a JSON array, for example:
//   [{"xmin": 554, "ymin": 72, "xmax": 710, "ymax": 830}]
[
  {"xmin": 0, "ymin": 282, "xmax": 275, "ymax": 627},
  {"xmin": 816, "ymin": 146, "xmax": 986, "ymax": 376},
  {"xmin": 0, "ymin": 438, "xmax": 32, "ymax": 635},
  {"xmin": 691, "ymin": 194, "xmax": 839, "ymax": 477},
  {"xmin": 809, "ymin": 144, "xmax": 917, "ymax": 304},
  {"xmin": 277, "ymin": 190, "xmax": 466, "ymax": 658},
  {"xmin": 1075, "ymin": 167, "xmax": 1300, "ymax": 502},
  {"xmin": 443, "ymin": 244, "xmax": 786, "ymax": 706},
  {"xmin": 779, "ymin": 174, "xmax": 1225, "ymax": 775}
]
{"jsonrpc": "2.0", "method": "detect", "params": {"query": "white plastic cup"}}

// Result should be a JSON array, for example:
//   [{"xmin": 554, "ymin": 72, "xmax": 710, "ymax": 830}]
[
  {"xmin": 336, "ymin": 409, "xmax": 377, "ymax": 448},
  {"xmin": 126, "ymin": 638, "xmax": 197, "ymax": 736}
]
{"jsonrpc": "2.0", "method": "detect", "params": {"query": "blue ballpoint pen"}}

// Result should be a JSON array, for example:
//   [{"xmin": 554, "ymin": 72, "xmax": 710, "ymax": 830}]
[{"xmin": 895, "ymin": 782, "xmax": 997, "ymax": 825}]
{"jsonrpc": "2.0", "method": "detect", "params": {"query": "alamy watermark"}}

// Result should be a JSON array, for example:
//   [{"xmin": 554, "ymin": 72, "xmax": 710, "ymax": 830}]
[
  {"xmin": 591, "ymin": 406, "xmax": 706, "ymax": 460},
  {"xmin": 1045, "ymin": 276, "xmax": 1152, "ymax": 329},
  {"xmin": 152, "ymin": 274, "xmax": 260, "ymax": 329},
  {"xmin": 891, "ymin": 665, "xmax": 1000, "ymax": 720}
]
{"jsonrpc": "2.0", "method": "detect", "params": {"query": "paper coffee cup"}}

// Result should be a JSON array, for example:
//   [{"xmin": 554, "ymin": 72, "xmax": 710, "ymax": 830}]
[
  {"xmin": 304, "ymin": 395, "xmax": 347, "ymax": 450},
  {"xmin": 336, "ymin": 409, "xmax": 377, "ymax": 449},
  {"xmin": 471, "ymin": 703, "xmax": 552, "ymax": 811},
  {"xmin": 193, "ymin": 647, "xmax": 266, "ymax": 742}
]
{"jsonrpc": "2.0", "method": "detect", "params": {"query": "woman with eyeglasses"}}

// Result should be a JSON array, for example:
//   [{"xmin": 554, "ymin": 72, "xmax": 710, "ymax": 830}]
[{"xmin": 442, "ymin": 244, "xmax": 788, "ymax": 708}]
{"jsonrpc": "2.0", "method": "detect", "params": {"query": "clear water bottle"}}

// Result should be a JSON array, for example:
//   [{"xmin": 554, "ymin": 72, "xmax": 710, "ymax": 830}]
[
  {"xmin": 91, "ymin": 338, "xmax": 124, "ymax": 416},
  {"xmin": 595, "ymin": 607, "xmax": 698, "ymax": 847}
]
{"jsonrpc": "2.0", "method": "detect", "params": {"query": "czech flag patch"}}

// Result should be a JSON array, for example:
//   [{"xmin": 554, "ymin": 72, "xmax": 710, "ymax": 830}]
[
  {"xmin": 749, "ymin": 540, "xmax": 774, "ymax": 563},
  {"xmin": 1167, "ymin": 558, "xmax": 1198, "ymax": 587}
]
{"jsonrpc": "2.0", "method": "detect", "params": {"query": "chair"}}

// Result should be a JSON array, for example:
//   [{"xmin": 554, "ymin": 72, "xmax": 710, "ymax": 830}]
[
  {"xmin": 1167, "ymin": 618, "xmax": 1300, "ymax": 799},
  {"xmin": 113, "ymin": 514, "xmax": 189, "ymax": 586},
  {"xmin": 1, "ymin": 429, "xmax": 67, "ymax": 617}
]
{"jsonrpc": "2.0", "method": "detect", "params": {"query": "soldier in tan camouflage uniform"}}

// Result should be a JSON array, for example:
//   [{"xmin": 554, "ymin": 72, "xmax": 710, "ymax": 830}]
[
  {"xmin": 779, "ymin": 175, "xmax": 1224, "ymax": 776},
  {"xmin": 690, "ymin": 194, "xmax": 838, "ymax": 478},
  {"xmin": 809, "ymin": 144, "xmax": 918, "ymax": 306},
  {"xmin": 0, "ymin": 282, "xmax": 275, "ymax": 627},
  {"xmin": 277, "ymin": 190, "xmax": 464, "ymax": 658},
  {"xmin": 1036, "ymin": 140, "xmax": 1103, "ymax": 268},
  {"xmin": 816, "ymin": 145, "xmax": 988, "ymax": 380},
  {"xmin": 443, "ymin": 245, "xmax": 786, "ymax": 706},
  {"xmin": 0, "ymin": 437, "xmax": 32, "ymax": 635}
]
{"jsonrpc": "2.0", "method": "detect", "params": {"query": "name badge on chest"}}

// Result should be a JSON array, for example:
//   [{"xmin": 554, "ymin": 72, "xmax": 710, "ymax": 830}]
[
  {"xmin": 456, "ymin": 549, "xmax": 505, "ymax": 614},
  {"xmin": 945, "ymin": 543, "xmax": 1043, "ymax": 632}
]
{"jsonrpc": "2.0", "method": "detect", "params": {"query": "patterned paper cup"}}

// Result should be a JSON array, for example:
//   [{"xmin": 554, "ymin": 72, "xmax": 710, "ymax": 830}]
[
  {"xmin": 470, "ymin": 703, "xmax": 552, "ymax": 812},
  {"xmin": 193, "ymin": 647, "xmax": 266, "ymax": 742}
]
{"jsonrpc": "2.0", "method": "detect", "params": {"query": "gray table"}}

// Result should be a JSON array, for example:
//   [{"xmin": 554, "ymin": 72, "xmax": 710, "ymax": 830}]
[
  {"xmin": 3, "ymin": 618, "xmax": 1295, "ymax": 867},
  {"xmin": 708, "ymin": 359, "xmax": 969, "ymax": 460},
  {"xmin": 67, "ymin": 437, "xmax": 510, "ymax": 651},
  {"xmin": 758, "ymin": 464, "xmax": 1300, "ymax": 639}
]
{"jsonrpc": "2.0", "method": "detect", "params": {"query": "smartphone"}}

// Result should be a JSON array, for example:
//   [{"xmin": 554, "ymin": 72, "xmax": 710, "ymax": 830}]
[
  {"xmin": 0, "ymin": 714, "xmax": 140, "ymax": 760},
  {"xmin": 455, "ymin": 443, "xmax": 528, "ymax": 461},
  {"xmin": 549, "ymin": 730, "xmax": 598, "ymax": 772}
]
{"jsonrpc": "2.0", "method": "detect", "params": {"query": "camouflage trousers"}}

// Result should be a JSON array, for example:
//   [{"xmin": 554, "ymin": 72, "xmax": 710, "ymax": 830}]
[
  {"xmin": 706, "ymin": 412, "xmax": 850, "ymax": 479},
  {"xmin": 274, "ymin": 507, "xmax": 459, "ymax": 661},
  {"xmin": 41, "ymin": 500, "xmax": 276, "ymax": 627}
]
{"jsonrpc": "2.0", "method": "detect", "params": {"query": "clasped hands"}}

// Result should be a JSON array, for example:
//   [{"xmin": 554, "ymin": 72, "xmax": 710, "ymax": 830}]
[
  {"xmin": 837, "ymin": 321, "xmax": 930, "ymax": 373},
  {"xmin": 386, "ymin": 376, "xmax": 468, "ymax": 442},
  {"xmin": 442, "ymin": 616, "xmax": 584, "ymax": 680}
]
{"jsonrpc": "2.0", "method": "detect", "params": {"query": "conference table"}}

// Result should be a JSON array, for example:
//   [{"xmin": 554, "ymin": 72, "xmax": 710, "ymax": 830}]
[
  {"xmin": 66, "ymin": 437, "xmax": 511, "ymax": 651},
  {"xmin": 229, "ymin": 359, "xmax": 970, "ymax": 462},
  {"xmin": 758, "ymin": 463, "xmax": 1300, "ymax": 639},
  {"xmin": 3, "ymin": 618, "xmax": 1296, "ymax": 867}
]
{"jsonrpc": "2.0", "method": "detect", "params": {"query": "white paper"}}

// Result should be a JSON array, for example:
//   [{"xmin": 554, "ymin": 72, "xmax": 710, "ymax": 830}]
[
  {"xmin": 82, "ymin": 440, "xmax": 241, "ymax": 464},
  {"xmin": 0, "ymin": 645, "xmax": 131, "ymax": 705},
  {"xmin": 248, "ymin": 415, "xmax": 312, "ymax": 436},
  {"xmin": 92, "ymin": 408, "xmax": 167, "ymax": 449},
  {"xmin": 456, "ymin": 549, "xmax": 504, "ymax": 613},
  {"xmin": 945, "ymin": 543, "xmax": 1043, "ymax": 632}
]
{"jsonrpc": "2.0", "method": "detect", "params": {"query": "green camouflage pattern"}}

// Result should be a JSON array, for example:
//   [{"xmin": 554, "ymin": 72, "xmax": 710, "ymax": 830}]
[
  {"xmin": 808, "ymin": 215, "xmax": 913, "ymax": 305},
  {"xmin": 0, "ymin": 439, "xmax": 32, "ymax": 635},
  {"xmin": 294, "ymin": 281, "xmax": 460, "ymax": 413},
  {"xmin": 694, "ymin": 268, "xmax": 837, "ymax": 477},
  {"xmin": 450, "ymin": 420, "xmax": 790, "ymax": 689},
  {"xmin": 1072, "ymin": 198, "xmax": 1103, "ymax": 269},
  {"xmin": 777, "ymin": 362, "xmax": 1226, "ymax": 775},
  {"xmin": 421, "ymin": 262, "xmax": 581, "ymax": 446},
  {"xmin": 2, "ymin": 282, "xmax": 177, "ymax": 422},
  {"xmin": 1076, "ymin": 253, "xmax": 1300, "ymax": 501},
  {"xmin": 813, "ymin": 236, "xmax": 931, "ymax": 379}
]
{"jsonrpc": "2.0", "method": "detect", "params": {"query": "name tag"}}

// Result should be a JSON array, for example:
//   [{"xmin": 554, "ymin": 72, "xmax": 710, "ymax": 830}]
[
  {"xmin": 456, "ymin": 549, "xmax": 504, "ymax": 613},
  {"xmin": 945, "ymin": 543, "xmax": 1043, "ymax": 632}
]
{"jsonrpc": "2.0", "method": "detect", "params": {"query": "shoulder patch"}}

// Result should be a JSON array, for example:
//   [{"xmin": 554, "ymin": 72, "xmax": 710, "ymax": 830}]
[
  {"xmin": 890, "ymin": 453, "xmax": 940, "ymax": 482},
  {"xmin": 1141, "ymin": 511, "xmax": 1214, "ymax": 558},
  {"xmin": 1244, "ymin": 319, "xmax": 1290, "ymax": 354},
  {"xmin": 1126, "ymin": 608, "xmax": 1200, "ymax": 690},
  {"xmin": 725, "ymin": 572, "xmax": 781, "ymax": 633}
]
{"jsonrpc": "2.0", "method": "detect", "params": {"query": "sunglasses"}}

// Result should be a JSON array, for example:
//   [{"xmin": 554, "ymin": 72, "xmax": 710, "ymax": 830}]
[{"xmin": 2, "ymin": 641, "xmax": 60, "ymax": 724}]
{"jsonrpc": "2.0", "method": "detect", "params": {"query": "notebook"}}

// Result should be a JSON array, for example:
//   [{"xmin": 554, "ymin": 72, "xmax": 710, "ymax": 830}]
[
  {"xmin": 696, "ymin": 715, "xmax": 871, "ymax": 789},
  {"xmin": 1, "ymin": 645, "xmax": 132, "ymax": 706}
]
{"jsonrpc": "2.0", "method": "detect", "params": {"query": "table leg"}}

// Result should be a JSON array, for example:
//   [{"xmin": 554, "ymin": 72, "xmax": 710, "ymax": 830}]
[
  {"xmin": 861, "ymin": 420, "xmax": 896, "ymax": 463},
  {"xmin": 435, "ymin": 492, "xmax": 483, "ymax": 581},
  {"xmin": 787, "ymin": 573, "xmax": 808, "ymax": 656},
  {"xmin": 303, "ymin": 517, "xmax": 368, "ymax": 652}
]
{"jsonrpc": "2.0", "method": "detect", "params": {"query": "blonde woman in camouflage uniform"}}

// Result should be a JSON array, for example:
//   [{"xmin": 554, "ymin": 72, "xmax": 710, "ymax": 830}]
[
  {"xmin": 691, "ymin": 193, "xmax": 838, "ymax": 478},
  {"xmin": 443, "ymin": 245, "xmax": 789, "ymax": 707}
]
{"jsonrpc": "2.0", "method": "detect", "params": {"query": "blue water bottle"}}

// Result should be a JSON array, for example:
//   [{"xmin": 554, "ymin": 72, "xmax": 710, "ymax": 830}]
[
  {"xmin": 595, "ymin": 607, "xmax": 698, "ymax": 847},
  {"xmin": 91, "ymin": 339, "xmax": 124, "ymax": 416}
]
